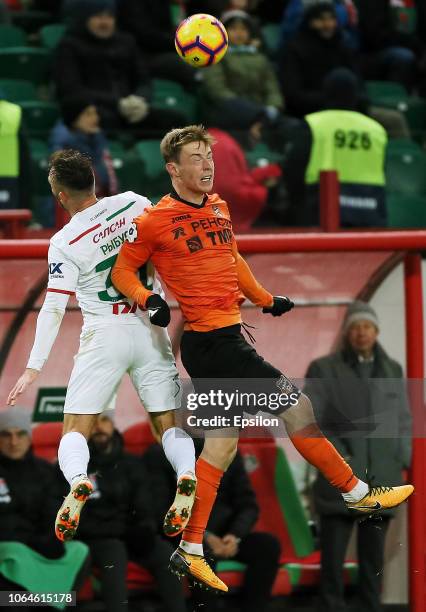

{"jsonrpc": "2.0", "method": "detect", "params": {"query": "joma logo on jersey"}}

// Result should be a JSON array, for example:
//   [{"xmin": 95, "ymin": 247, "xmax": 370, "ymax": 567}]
[
  {"xmin": 212, "ymin": 205, "xmax": 224, "ymax": 217},
  {"xmin": 49, "ymin": 263, "xmax": 63, "ymax": 275},
  {"xmin": 172, "ymin": 214, "xmax": 191, "ymax": 223},
  {"xmin": 172, "ymin": 227, "xmax": 186, "ymax": 240}
]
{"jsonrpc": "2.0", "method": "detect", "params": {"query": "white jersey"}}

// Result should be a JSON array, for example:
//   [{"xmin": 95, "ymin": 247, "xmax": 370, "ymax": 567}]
[{"xmin": 47, "ymin": 191, "xmax": 162, "ymax": 328}]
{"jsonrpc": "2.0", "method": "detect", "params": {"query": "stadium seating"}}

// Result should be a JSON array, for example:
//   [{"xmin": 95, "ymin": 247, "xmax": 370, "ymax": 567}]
[
  {"xmin": 387, "ymin": 193, "xmax": 426, "ymax": 228},
  {"xmin": 236, "ymin": 431, "xmax": 358, "ymax": 590},
  {"xmin": 366, "ymin": 80, "xmax": 426, "ymax": 142},
  {"xmin": 40, "ymin": 23, "xmax": 66, "ymax": 50},
  {"xmin": 0, "ymin": 78, "xmax": 37, "ymax": 102},
  {"xmin": 122, "ymin": 421, "xmax": 156, "ymax": 455},
  {"xmin": 0, "ymin": 24, "xmax": 26, "ymax": 48},
  {"xmin": 20, "ymin": 100, "xmax": 59, "ymax": 137},
  {"xmin": 151, "ymin": 78, "xmax": 199, "ymax": 124},
  {"xmin": 108, "ymin": 140, "xmax": 146, "ymax": 195},
  {"xmin": 134, "ymin": 140, "xmax": 171, "ymax": 198},
  {"xmin": 32, "ymin": 421, "xmax": 62, "ymax": 462},
  {"xmin": 386, "ymin": 145, "xmax": 426, "ymax": 195},
  {"xmin": 0, "ymin": 47, "xmax": 51, "ymax": 84},
  {"xmin": 245, "ymin": 141, "xmax": 284, "ymax": 168}
]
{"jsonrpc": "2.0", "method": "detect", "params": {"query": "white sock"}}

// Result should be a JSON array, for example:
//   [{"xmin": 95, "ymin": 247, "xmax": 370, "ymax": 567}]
[
  {"xmin": 162, "ymin": 427, "xmax": 196, "ymax": 480},
  {"xmin": 342, "ymin": 478, "xmax": 369, "ymax": 503},
  {"xmin": 180, "ymin": 540, "xmax": 204, "ymax": 556},
  {"xmin": 58, "ymin": 432, "xmax": 90, "ymax": 486}
]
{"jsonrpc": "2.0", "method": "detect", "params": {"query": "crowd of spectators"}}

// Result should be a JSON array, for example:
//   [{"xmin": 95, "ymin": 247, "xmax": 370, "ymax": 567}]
[{"xmin": 0, "ymin": 0, "xmax": 425, "ymax": 228}]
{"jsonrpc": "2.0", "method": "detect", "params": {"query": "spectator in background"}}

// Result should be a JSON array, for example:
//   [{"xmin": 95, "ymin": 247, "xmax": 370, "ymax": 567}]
[
  {"xmin": 117, "ymin": 0, "xmax": 198, "ymax": 88},
  {"xmin": 0, "ymin": 408, "xmax": 89, "ymax": 612},
  {"xmin": 279, "ymin": 1, "xmax": 357, "ymax": 118},
  {"xmin": 283, "ymin": 69, "xmax": 387, "ymax": 227},
  {"xmin": 64, "ymin": 412, "xmax": 187, "ymax": 612},
  {"xmin": 0, "ymin": 90, "xmax": 31, "ymax": 210},
  {"xmin": 304, "ymin": 301, "xmax": 412, "ymax": 612},
  {"xmin": 144, "ymin": 439, "xmax": 281, "ymax": 612},
  {"xmin": 202, "ymin": 10, "xmax": 284, "ymax": 129},
  {"xmin": 357, "ymin": 0, "xmax": 426, "ymax": 92},
  {"xmin": 50, "ymin": 96, "xmax": 118, "ymax": 198},
  {"xmin": 209, "ymin": 119, "xmax": 283, "ymax": 231},
  {"xmin": 56, "ymin": 0, "xmax": 185, "ymax": 136},
  {"xmin": 280, "ymin": 0, "xmax": 359, "ymax": 50}
]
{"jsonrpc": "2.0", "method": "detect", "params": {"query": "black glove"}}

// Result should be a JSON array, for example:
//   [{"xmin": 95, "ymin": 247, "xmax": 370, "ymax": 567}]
[
  {"xmin": 146, "ymin": 294, "xmax": 170, "ymax": 327},
  {"xmin": 262, "ymin": 296, "xmax": 294, "ymax": 317}
]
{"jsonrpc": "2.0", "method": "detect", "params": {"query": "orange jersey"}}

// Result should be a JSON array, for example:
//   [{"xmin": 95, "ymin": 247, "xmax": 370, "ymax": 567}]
[{"xmin": 112, "ymin": 192, "xmax": 272, "ymax": 331}]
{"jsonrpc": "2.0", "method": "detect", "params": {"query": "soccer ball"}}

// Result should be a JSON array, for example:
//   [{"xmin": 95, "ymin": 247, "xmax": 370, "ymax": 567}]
[{"xmin": 175, "ymin": 13, "xmax": 228, "ymax": 68}]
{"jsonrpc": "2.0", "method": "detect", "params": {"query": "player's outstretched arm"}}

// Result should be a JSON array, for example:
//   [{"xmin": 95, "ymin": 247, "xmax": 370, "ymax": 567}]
[
  {"xmin": 232, "ymin": 243, "xmax": 294, "ymax": 317},
  {"xmin": 232, "ymin": 240, "xmax": 273, "ymax": 307},
  {"xmin": 6, "ymin": 290, "xmax": 70, "ymax": 405}
]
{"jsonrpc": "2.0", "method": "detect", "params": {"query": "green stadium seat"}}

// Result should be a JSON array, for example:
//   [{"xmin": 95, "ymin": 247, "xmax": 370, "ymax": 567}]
[
  {"xmin": 0, "ymin": 78, "xmax": 37, "ymax": 102},
  {"xmin": 108, "ymin": 141, "xmax": 144, "ymax": 194},
  {"xmin": 20, "ymin": 100, "xmax": 59, "ymax": 137},
  {"xmin": 366, "ymin": 80, "xmax": 408, "ymax": 106},
  {"xmin": 237, "ymin": 433, "xmax": 358, "ymax": 590},
  {"xmin": 245, "ymin": 141, "xmax": 283, "ymax": 168},
  {"xmin": 386, "ymin": 147, "xmax": 426, "ymax": 195},
  {"xmin": 0, "ymin": 24, "xmax": 26, "ymax": 48},
  {"xmin": 366, "ymin": 81, "xmax": 426, "ymax": 142},
  {"xmin": 151, "ymin": 78, "xmax": 198, "ymax": 123},
  {"xmin": 387, "ymin": 193, "xmax": 426, "ymax": 228},
  {"xmin": 40, "ymin": 23, "xmax": 66, "ymax": 50},
  {"xmin": 261, "ymin": 23, "xmax": 281, "ymax": 56},
  {"xmin": 386, "ymin": 138, "xmax": 422, "ymax": 154},
  {"xmin": 0, "ymin": 47, "xmax": 51, "ymax": 84},
  {"xmin": 134, "ymin": 140, "xmax": 170, "ymax": 198}
]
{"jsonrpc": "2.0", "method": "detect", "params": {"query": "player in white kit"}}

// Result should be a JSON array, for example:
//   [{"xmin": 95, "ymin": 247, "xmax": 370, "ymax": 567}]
[{"xmin": 7, "ymin": 150, "xmax": 196, "ymax": 542}]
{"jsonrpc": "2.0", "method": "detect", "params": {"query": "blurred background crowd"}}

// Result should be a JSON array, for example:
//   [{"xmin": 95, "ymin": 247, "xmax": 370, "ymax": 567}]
[{"xmin": 0, "ymin": 0, "xmax": 426, "ymax": 231}]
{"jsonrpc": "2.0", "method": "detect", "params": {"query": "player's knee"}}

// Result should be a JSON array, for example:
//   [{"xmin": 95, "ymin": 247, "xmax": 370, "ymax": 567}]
[{"xmin": 62, "ymin": 413, "xmax": 98, "ymax": 439}]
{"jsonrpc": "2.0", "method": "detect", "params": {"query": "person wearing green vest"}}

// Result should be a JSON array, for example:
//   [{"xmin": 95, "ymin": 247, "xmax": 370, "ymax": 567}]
[
  {"xmin": 283, "ymin": 68, "xmax": 388, "ymax": 227},
  {"xmin": 0, "ymin": 91, "xmax": 31, "ymax": 210}
]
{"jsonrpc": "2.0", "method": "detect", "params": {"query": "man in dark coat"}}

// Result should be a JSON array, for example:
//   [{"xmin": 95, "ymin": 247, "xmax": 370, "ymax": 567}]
[
  {"xmin": 65, "ymin": 411, "xmax": 187, "ymax": 612},
  {"xmin": 304, "ymin": 301, "xmax": 412, "ymax": 612},
  {"xmin": 144, "ymin": 439, "xmax": 281, "ymax": 612},
  {"xmin": 56, "ymin": 0, "xmax": 185, "ymax": 134},
  {"xmin": 279, "ymin": 0, "xmax": 357, "ymax": 117}
]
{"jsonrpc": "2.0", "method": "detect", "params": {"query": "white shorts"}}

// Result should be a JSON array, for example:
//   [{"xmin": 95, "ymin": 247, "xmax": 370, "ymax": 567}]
[{"xmin": 64, "ymin": 322, "xmax": 181, "ymax": 414}]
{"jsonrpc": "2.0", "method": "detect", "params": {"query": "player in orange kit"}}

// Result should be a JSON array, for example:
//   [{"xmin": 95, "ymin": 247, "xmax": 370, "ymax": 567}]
[{"xmin": 111, "ymin": 125, "xmax": 413, "ymax": 592}]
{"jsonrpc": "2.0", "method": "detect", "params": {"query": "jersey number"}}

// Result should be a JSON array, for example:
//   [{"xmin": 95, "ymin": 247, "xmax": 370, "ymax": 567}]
[
  {"xmin": 334, "ymin": 130, "xmax": 372, "ymax": 150},
  {"xmin": 95, "ymin": 255, "xmax": 154, "ymax": 304}
]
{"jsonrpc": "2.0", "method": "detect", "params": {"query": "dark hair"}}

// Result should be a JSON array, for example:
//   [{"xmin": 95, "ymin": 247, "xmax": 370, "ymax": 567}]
[{"xmin": 48, "ymin": 149, "xmax": 95, "ymax": 192}]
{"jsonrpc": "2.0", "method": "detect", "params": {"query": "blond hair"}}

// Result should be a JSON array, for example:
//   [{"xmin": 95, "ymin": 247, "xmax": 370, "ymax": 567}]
[{"xmin": 160, "ymin": 125, "xmax": 214, "ymax": 163}]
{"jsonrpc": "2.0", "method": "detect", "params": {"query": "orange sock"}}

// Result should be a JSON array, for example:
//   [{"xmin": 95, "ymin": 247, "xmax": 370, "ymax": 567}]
[
  {"xmin": 290, "ymin": 424, "xmax": 358, "ymax": 492},
  {"xmin": 181, "ymin": 457, "xmax": 224, "ymax": 545}
]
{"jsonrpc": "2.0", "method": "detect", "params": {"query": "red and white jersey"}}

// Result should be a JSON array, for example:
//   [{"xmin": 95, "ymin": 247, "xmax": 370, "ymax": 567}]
[{"xmin": 47, "ymin": 191, "xmax": 163, "ymax": 327}]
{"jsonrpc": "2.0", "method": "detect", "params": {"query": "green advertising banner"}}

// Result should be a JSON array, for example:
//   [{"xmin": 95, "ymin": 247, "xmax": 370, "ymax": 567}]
[{"xmin": 33, "ymin": 388, "xmax": 67, "ymax": 422}]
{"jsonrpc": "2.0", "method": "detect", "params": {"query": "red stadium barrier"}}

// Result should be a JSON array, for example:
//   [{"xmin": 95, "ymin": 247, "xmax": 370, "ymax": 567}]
[{"xmin": 1, "ymin": 231, "xmax": 425, "ymax": 611}]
